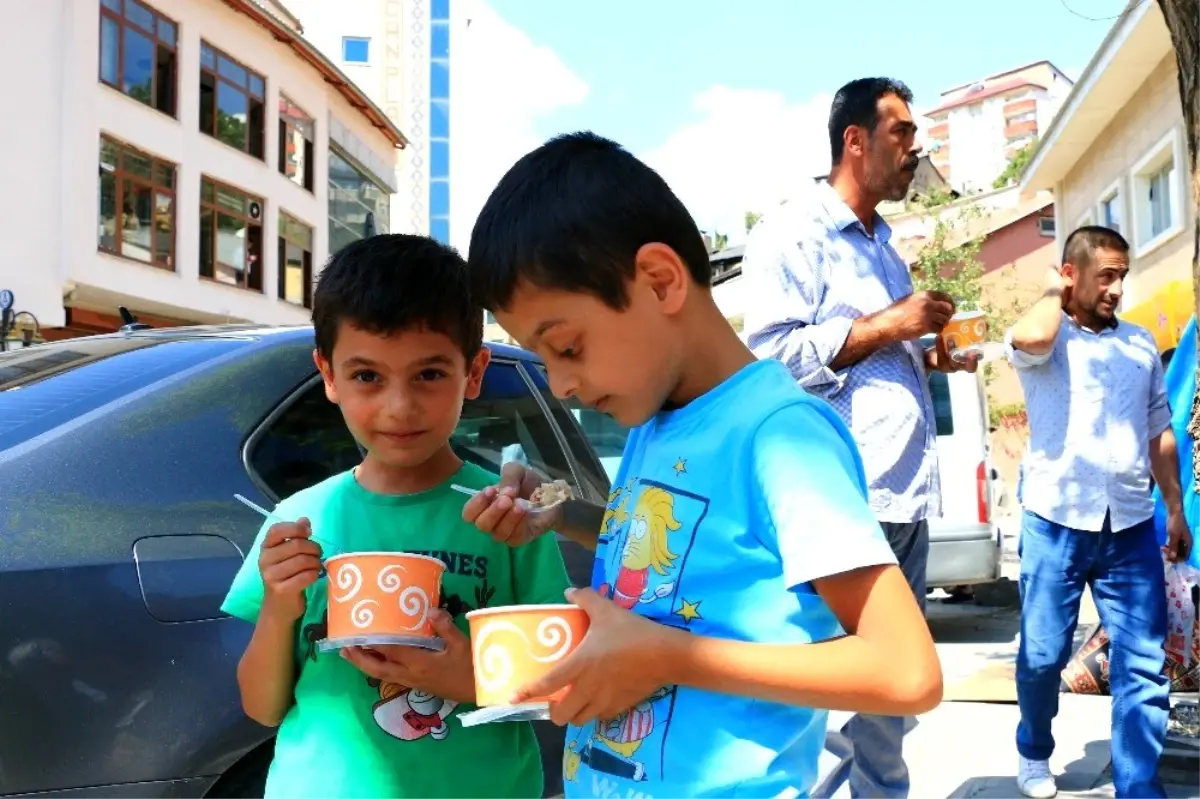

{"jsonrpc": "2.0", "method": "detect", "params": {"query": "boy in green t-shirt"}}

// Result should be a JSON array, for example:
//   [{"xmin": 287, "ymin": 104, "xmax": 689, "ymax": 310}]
[{"xmin": 221, "ymin": 234, "xmax": 569, "ymax": 799}]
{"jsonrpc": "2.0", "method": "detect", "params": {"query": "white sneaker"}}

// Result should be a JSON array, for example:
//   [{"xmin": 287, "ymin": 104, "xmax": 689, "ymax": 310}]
[{"xmin": 1017, "ymin": 756, "xmax": 1057, "ymax": 798}]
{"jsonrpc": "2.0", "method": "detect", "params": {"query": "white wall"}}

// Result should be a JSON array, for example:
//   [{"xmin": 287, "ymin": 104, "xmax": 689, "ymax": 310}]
[
  {"xmin": 285, "ymin": 0, "xmax": 430, "ymax": 239},
  {"xmin": 0, "ymin": 0, "xmax": 399, "ymax": 330},
  {"xmin": 944, "ymin": 89, "xmax": 1065, "ymax": 194},
  {"xmin": 0, "ymin": 1, "xmax": 69, "ymax": 326},
  {"xmin": 712, "ymin": 274, "xmax": 748, "ymax": 320}
]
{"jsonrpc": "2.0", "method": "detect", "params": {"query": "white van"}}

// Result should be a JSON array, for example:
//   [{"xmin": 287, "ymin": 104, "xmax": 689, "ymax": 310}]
[{"xmin": 924, "ymin": 361, "xmax": 1003, "ymax": 590}]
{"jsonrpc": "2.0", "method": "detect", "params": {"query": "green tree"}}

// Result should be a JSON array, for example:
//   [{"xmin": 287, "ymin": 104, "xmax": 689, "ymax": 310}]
[
  {"xmin": 992, "ymin": 139, "xmax": 1038, "ymax": 189},
  {"xmin": 908, "ymin": 200, "xmax": 1022, "ymax": 340},
  {"xmin": 910, "ymin": 204, "xmax": 985, "ymax": 311},
  {"xmin": 714, "ymin": 231, "xmax": 729, "ymax": 251},
  {"xmin": 744, "ymin": 211, "xmax": 763, "ymax": 233}
]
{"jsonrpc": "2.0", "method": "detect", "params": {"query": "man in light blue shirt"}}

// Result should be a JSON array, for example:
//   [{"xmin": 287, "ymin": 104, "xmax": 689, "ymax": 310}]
[
  {"xmin": 1006, "ymin": 226, "xmax": 1193, "ymax": 799},
  {"xmin": 743, "ymin": 77, "xmax": 976, "ymax": 798}
]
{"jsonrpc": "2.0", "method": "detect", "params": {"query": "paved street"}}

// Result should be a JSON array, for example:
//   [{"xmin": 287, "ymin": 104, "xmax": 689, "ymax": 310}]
[{"xmin": 815, "ymin": 514, "xmax": 1199, "ymax": 798}]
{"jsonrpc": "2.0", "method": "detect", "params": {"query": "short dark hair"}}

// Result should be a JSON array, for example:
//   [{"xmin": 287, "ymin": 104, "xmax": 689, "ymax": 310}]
[
  {"xmin": 1062, "ymin": 225, "xmax": 1130, "ymax": 270},
  {"xmin": 312, "ymin": 234, "xmax": 482, "ymax": 363},
  {"xmin": 466, "ymin": 131, "xmax": 712, "ymax": 311},
  {"xmin": 828, "ymin": 77, "xmax": 914, "ymax": 164}
]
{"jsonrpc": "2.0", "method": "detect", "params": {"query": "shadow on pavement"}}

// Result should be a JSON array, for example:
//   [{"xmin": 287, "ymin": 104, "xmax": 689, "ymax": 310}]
[{"xmin": 945, "ymin": 739, "xmax": 1113, "ymax": 791}]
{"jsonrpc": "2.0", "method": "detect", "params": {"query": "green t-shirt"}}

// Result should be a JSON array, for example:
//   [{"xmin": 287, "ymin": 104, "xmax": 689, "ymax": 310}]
[{"xmin": 221, "ymin": 462, "xmax": 570, "ymax": 799}]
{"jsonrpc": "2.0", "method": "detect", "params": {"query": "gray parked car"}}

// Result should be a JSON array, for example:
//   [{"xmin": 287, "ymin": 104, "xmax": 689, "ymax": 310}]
[{"xmin": 0, "ymin": 325, "xmax": 611, "ymax": 798}]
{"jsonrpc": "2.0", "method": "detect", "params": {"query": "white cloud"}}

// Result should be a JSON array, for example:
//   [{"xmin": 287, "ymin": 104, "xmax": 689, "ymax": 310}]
[
  {"xmin": 641, "ymin": 86, "xmax": 833, "ymax": 245},
  {"xmin": 451, "ymin": 0, "xmax": 589, "ymax": 252}
]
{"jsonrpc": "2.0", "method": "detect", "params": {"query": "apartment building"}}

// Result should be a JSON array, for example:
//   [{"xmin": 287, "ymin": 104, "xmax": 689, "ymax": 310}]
[
  {"xmin": 272, "ymin": 0, "xmax": 454, "ymax": 247},
  {"xmin": 1020, "ymin": 0, "xmax": 1195, "ymax": 353},
  {"xmin": 0, "ymin": 0, "xmax": 405, "ymax": 343},
  {"xmin": 925, "ymin": 61, "xmax": 1074, "ymax": 193}
]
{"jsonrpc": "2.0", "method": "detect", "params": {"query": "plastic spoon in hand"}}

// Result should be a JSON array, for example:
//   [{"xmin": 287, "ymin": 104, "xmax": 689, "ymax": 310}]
[
  {"xmin": 450, "ymin": 484, "xmax": 532, "ymax": 510},
  {"xmin": 233, "ymin": 494, "xmax": 328, "ymax": 574}
]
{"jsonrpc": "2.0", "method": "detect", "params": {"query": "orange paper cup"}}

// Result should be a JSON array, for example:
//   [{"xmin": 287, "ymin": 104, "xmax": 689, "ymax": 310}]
[
  {"xmin": 467, "ymin": 604, "xmax": 590, "ymax": 706},
  {"xmin": 941, "ymin": 309, "xmax": 988, "ymax": 361},
  {"xmin": 325, "ymin": 552, "xmax": 445, "ymax": 641}
]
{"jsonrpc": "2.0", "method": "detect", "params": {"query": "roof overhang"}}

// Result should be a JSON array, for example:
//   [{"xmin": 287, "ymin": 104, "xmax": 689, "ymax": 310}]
[
  {"xmin": 1018, "ymin": 0, "xmax": 1170, "ymax": 197},
  {"xmin": 221, "ymin": 0, "xmax": 408, "ymax": 149}
]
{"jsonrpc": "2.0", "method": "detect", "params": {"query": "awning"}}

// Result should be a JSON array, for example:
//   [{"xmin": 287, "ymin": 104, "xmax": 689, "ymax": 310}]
[{"xmin": 1120, "ymin": 279, "xmax": 1195, "ymax": 353}]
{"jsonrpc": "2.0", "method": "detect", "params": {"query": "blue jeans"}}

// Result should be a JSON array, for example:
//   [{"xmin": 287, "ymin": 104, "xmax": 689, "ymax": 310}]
[
  {"xmin": 841, "ymin": 519, "xmax": 928, "ymax": 799},
  {"xmin": 1016, "ymin": 511, "xmax": 1169, "ymax": 799}
]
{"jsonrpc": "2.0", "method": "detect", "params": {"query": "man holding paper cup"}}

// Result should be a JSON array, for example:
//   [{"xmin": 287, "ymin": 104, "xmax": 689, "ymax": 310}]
[{"xmin": 741, "ymin": 76, "xmax": 979, "ymax": 798}]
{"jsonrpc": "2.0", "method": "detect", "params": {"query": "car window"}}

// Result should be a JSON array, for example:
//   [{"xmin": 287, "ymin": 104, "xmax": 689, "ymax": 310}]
[
  {"xmin": 559, "ymin": 396, "xmax": 627, "ymax": 484},
  {"xmin": 0, "ymin": 336, "xmax": 248, "ymax": 451},
  {"xmin": 452, "ymin": 361, "xmax": 576, "ymax": 485},
  {"xmin": 246, "ymin": 377, "xmax": 362, "ymax": 501},
  {"xmin": 248, "ymin": 361, "xmax": 579, "ymax": 502},
  {"xmin": 522, "ymin": 364, "xmax": 614, "ymax": 500},
  {"xmin": 928, "ymin": 371, "xmax": 954, "ymax": 436}
]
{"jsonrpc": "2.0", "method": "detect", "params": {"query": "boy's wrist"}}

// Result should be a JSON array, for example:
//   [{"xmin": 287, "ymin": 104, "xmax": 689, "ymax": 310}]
[{"xmin": 259, "ymin": 597, "xmax": 301, "ymax": 627}]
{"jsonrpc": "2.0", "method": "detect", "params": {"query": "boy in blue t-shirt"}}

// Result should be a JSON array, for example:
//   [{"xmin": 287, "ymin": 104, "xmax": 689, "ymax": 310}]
[{"xmin": 462, "ymin": 132, "xmax": 943, "ymax": 798}]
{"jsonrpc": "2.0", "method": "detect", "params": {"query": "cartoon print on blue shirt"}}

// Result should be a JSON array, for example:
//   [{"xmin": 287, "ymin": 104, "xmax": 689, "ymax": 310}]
[
  {"xmin": 564, "ymin": 686, "xmax": 673, "ymax": 783},
  {"xmin": 574, "ymin": 476, "xmax": 709, "ymax": 785},
  {"xmin": 600, "ymin": 485, "xmax": 681, "ymax": 609}
]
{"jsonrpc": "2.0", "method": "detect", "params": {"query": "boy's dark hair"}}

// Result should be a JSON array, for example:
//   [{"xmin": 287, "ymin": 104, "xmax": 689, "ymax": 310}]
[
  {"xmin": 467, "ymin": 131, "xmax": 712, "ymax": 311},
  {"xmin": 312, "ymin": 234, "xmax": 482, "ymax": 363},
  {"xmin": 828, "ymin": 77, "xmax": 914, "ymax": 165},
  {"xmin": 1062, "ymin": 225, "xmax": 1130, "ymax": 270}
]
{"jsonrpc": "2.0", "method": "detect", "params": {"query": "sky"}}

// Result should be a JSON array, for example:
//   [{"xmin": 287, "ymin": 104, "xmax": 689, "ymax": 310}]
[{"xmin": 450, "ymin": 0, "xmax": 1129, "ymax": 250}]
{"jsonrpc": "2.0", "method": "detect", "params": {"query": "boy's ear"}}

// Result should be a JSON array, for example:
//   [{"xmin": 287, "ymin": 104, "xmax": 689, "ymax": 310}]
[
  {"xmin": 313, "ymin": 349, "xmax": 339, "ymax": 405},
  {"xmin": 633, "ymin": 242, "xmax": 689, "ymax": 315},
  {"xmin": 463, "ymin": 346, "xmax": 491, "ymax": 401}
]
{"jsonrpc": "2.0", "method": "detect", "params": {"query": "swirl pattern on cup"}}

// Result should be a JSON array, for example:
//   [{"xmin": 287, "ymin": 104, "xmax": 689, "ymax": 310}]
[
  {"xmin": 472, "ymin": 616, "xmax": 575, "ymax": 692},
  {"xmin": 533, "ymin": 617, "xmax": 573, "ymax": 662},
  {"xmin": 474, "ymin": 620, "xmax": 521, "ymax": 692},
  {"xmin": 334, "ymin": 563, "xmax": 363, "ymax": 603},
  {"xmin": 398, "ymin": 586, "xmax": 431, "ymax": 631},
  {"xmin": 350, "ymin": 598, "xmax": 379, "ymax": 629},
  {"xmin": 377, "ymin": 564, "xmax": 408, "ymax": 593}
]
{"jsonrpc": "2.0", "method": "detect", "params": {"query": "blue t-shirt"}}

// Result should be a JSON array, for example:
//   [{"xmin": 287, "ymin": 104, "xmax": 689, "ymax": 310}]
[{"xmin": 562, "ymin": 359, "xmax": 898, "ymax": 799}]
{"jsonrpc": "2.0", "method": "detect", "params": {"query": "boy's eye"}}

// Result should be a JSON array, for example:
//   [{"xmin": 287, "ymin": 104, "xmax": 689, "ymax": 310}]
[
  {"xmin": 556, "ymin": 341, "xmax": 581, "ymax": 360},
  {"xmin": 351, "ymin": 370, "xmax": 380, "ymax": 384},
  {"xmin": 416, "ymin": 369, "xmax": 448, "ymax": 381}
]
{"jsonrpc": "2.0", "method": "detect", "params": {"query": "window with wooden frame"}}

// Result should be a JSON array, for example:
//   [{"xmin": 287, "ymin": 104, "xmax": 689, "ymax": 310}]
[
  {"xmin": 200, "ymin": 177, "xmax": 264, "ymax": 291},
  {"xmin": 99, "ymin": 0, "xmax": 177, "ymax": 117},
  {"xmin": 278, "ymin": 96, "xmax": 315, "ymax": 191},
  {"xmin": 98, "ymin": 135, "xmax": 176, "ymax": 269},
  {"xmin": 199, "ymin": 42, "xmax": 265, "ymax": 159},
  {"xmin": 278, "ymin": 212, "xmax": 315, "ymax": 308}
]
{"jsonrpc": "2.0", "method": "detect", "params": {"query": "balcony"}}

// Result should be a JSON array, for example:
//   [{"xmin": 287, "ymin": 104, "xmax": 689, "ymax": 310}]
[
  {"xmin": 928, "ymin": 122, "xmax": 949, "ymax": 139},
  {"xmin": 1003, "ymin": 98, "xmax": 1037, "ymax": 117},
  {"xmin": 1004, "ymin": 119, "xmax": 1038, "ymax": 139}
]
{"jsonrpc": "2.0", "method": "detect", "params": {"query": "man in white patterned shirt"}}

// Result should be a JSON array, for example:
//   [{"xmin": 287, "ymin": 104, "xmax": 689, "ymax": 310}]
[
  {"xmin": 1006, "ymin": 226, "xmax": 1192, "ymax": 799},
  {"xmin": 743, "ymin": 77, "xmax": 976, "ymax": 799}
]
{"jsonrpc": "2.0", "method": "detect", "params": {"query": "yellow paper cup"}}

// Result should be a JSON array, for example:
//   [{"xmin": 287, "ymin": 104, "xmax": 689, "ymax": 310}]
[
  {"xmin": 941, "ymin": 310, "xmax": 988, "ymax": 362},
  {"xmin": 467, "ymin": 604, "xmax": 590, "ymax": 706}
]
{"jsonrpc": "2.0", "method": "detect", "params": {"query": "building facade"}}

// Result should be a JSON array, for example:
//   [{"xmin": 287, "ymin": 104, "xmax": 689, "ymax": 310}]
[
  {"xmin": 925, "ymin": 61, "xmax": 1074, "ymax": 194},
  {"xmin": 1020, "ymin": 0, "xmax": 1195, "ymax": 353},
  {"xmin": 0, "ymin": 0, "xmax": 405, "ymax": 343},
  {"xmin": 280, "ymin": 0, "xmax": 454, "ymax": 246}
]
